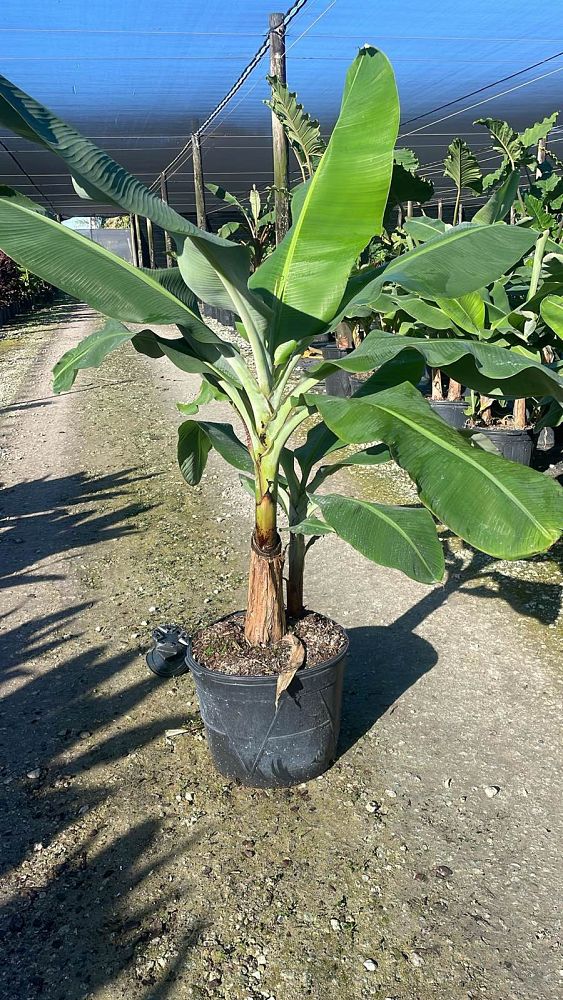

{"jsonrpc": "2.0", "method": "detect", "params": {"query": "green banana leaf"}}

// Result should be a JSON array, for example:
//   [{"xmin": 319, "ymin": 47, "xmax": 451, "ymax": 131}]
[
  {"xmin": 334, "ymin": 223, "xmax": 536, "ymax": 325},
  {"xmin": 540, "ymin": 295, "xmax": 563, "ymax": 338},
  {"xmin": 434, "ymin": 291, "xmax": 485, "ymax": 334},
  {"xmin": 0, "ymin": 72, "xmax": 269, "ymax": 339},
  {"xmin": 313, "ymin": 494, "xmax": 445, "ymax": 584},
  {"xmin": 53, "ymin": 319, "xmax": 141, "ymax": 393},
  {"xmin": 311, "ymin": 381, "xmax": 563, "ymax": 558},
  {"xmin": 249, "ymin": 47, "xmax": 399, "ymax": 354},
  {"xmin": 177, "ymin": 419, "xmax": 252, "ymax": 486},
  {"xmin": 403, "ymin": 217, "xmax": 447, "ymax": 242},
  {"xmin": 473, "ymin": 169, "xmax": 520, "ymax": 224},
  {"xmin": 0, "ymin": 192, "xmax": 223, "ymax": 338},
  {"xmin": 309, "ymin": 329, "xmax": 563, "ymax": 401}
]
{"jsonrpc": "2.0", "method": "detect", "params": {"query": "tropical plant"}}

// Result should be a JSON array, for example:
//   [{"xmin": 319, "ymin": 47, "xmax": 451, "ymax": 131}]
[
  {"xmin": 476, "ymin": 113, "xmax": 558, "ymax": 192},
  {"xmin": 443, "ymin": 138, "xmax": 483, "ymax": 223},
  {"xmin": 265, "ymin": 76, "xmax": 325, "ymax": 181},
  {"xmin": 206, "ymin": 183, "xmax": 275, "ymax": 270},
  {"xmin": 0, "ymin": 49, "xmax": 562, "ymax": 651}
]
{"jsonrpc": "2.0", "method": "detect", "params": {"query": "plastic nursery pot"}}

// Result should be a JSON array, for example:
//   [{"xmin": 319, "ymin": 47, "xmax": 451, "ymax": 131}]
[
  {"xmin": 427, "ymin": 398, "xmax": 468, "ymax": 430},
  {"xmin": 321, "ymin": 344, "xmax": 353, "ymax": 398},
  {"xmin": 476, "ymin": 427, "xmax": 534, "ymax": 466},
  {"xmin": 185, "ymin": 617, "xmax": 349, "ymax": 789}
]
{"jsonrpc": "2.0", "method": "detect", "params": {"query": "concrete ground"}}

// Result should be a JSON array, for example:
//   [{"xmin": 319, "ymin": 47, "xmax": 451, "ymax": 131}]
[{"xmin": 0, "ymin": 302, "xmax": 561, "ymax": 1000}]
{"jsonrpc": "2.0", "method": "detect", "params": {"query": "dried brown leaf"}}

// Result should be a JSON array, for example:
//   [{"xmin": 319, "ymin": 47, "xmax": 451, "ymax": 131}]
[{"xmin": 275, "ymin": 634, "xmax": 305, "ymax": 707}]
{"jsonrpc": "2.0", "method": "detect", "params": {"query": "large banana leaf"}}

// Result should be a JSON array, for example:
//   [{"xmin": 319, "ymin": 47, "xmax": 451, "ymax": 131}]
[
  {"xmin": 0, "ymin": 192, "xmax": 226, "ymax": 339},
  {"xmin": 333, "ymin": 223, "xmax": 536, "ymax": 326},
  {"xmin": 311, "ymin": 382, "xmax": 563, "ymax": 558},
  {"xmin": 308, "ymin": 329, "xmax": 563, "ymax": 401},
  {"xmin": 250, "ymin": 47, "xmax": 399, "ymax": 353},
  {"xmin": 0, "ymin": 72, "xmax": 268, "ymax": 338},
  {"xmin": 52, "ymin": 320, "xmax": 240, "ymax": 394},
  {"xmin": 312, "ymin": 494, "xmax": 445, "ymax": 584}
]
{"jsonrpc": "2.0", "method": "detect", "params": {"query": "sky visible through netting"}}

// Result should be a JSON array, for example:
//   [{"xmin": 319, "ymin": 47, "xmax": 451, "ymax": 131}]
[{"xmin": 0, "ymin": 0, "xmax": 562, "ymax": 221}]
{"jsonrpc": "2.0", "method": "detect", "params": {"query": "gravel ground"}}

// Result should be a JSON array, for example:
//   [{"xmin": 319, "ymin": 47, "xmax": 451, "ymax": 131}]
[{"xmin": 0, "ymin": 302, "xmax": 562, "ymax": 1000}]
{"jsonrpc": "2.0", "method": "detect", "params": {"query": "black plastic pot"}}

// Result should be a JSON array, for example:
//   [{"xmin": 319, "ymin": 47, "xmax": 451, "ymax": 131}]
[
  {"xmin": 185, "ymin": 619, "xmax": 348, "ymax": 788},
  {"xmin": 428, "ymin": 398, "xmax": 468, "ymax": 429},
  {"xmin": 476, "ymin": 427, "xmax": 534, "ymax": 465},
  {"xmin": 322, "ymin": 344, "xmax": 353, "ymax": 397}
]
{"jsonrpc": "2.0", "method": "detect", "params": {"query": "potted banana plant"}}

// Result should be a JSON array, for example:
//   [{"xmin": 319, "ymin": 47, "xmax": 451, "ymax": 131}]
[
  {"xmin": 373, "ymin": 217, "xmax": 563, "ymax": 461},
  {"xmin": 0, "ymin": 48, "xmax": 562, "ymax": 788}
]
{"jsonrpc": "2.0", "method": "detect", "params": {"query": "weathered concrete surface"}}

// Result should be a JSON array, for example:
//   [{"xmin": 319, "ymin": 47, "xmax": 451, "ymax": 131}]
[{"xmin": 0, "ymin": 303, "xmax": 561, "ymax": 1000}]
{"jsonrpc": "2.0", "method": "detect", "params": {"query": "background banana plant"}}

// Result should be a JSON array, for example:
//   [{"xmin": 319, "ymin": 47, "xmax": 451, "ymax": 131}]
[
  {"xmin": 206, "ymin": 182, "xmax": 275, "ymax": 270},
  {"xmin": 0, "ymin": 47, "xmax": 562, "ymax": 648}
]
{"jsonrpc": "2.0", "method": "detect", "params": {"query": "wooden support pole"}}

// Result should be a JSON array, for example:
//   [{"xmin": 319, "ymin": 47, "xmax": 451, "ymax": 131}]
[
  {"xmin": 191, "ymin": 133, "xmax": 208, "ymax": 230},
  {"xmin": 437, "ymin": 199, "xmax": 443, "ymax": 220},
  {"xmin": 133, "ymin": 214, "xmax": 144, "ymax": 266},
  {"xmin": 160, "ymin": 172, "xmax": 174, "ymax": 267},
  {"xmin": 269, "ymin": 12, "xmax": 290, "ymax": 244},
  {"xmin": 129, "ymin": 214, "xmax": 139, "ymax": 267},
  {"xmin": 146, "ymin": 217, "xmax": 156, "ymax": 269},
  {"xmin": 406, "ymin": 200, "xmax": 413, "ymax": 218}
]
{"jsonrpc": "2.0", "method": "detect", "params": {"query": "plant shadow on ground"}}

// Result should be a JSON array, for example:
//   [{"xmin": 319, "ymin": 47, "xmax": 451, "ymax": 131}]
[
  {"xmin": 339, "ymin": 542, "xmax": 562, "ymax": 756},
  {"xmin": 0, "ymin": 606, "xmax": 206, "ymax": 1000},
  {"xmin": 0, "ymin": 469, "xmax": 155, "ymax": 591},
  {"xmin": 0, "ymin": 463, "xmax": 203, "ymax": 998}
]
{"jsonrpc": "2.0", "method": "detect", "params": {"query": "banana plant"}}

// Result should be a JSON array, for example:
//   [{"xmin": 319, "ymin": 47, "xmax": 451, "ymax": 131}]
[
  {"xmin": 0, "ymin": 48, "xmax": 562, "ymax": 652},
  {"xmin": 206, "ymin": 182, "xmax": 275, "ymax": 270},
  {"xmin": 443, "ymin": 138, "xmax": 483, "ymax": 224},
  {"xmin": 371, "ymin": 222, "xmax": 563, "ymax": 426}
]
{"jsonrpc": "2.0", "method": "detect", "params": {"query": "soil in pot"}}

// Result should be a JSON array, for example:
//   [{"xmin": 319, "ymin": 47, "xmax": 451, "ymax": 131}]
[
  {"xmin": 427, "ymin": 398, "xmax": 468, "ymax": 429},
  {"xmin": 186, "ymin": 612, "xmax": 348, "ymax": 788}
]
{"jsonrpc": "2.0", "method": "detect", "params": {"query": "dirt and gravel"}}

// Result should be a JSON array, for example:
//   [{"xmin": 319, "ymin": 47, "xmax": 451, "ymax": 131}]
[{"xmin": 0, "ymin": 301, "xmax": 562, "ymax": 1000}]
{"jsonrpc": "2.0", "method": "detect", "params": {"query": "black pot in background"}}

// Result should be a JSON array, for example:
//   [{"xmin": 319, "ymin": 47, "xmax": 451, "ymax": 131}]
[
  {"xmin": 476, "ymin": 427, "xmax": 534, "ymax": 465},
  {"xmin": 428, "ymin": 398, "xmax": 468, "ymax": 430},
  {"xmin": 185, "ymin": 620, "xmax": 349, "ymax": 788},
  {"xmin": 322, "ymin": 344, "xmax": 353, "ymax": 397}
]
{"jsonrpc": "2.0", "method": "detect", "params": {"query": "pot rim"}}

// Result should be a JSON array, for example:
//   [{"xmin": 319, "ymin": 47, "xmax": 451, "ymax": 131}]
[
  {"xmin": 477, "ymin": 426, "xmax": 533, "ymax": 437},
  {"xmin": 185, "ymin": 610, "xmax": 349, "ymax": 685}
]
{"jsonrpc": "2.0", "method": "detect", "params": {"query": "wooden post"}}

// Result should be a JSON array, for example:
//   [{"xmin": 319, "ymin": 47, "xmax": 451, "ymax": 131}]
[
  {"xmin": 269, "ymin": 12, "xmax": 290, "ymax": 243},
  {"xmin": 133, "ymin": 214, "xmax": 145, "ymax": 266},
  {"xmin": 437, "ymin": 199, "xmax": 443, "ymax": 220},
  {"xmin": 129, "ymin": 214, "xmax": 139, "ymax": 267},
  {"xmin": 160, "ymin": 172, "xmax": 174, "ymax": 267},
  {"xmin": 146, "ymin": 217, "xmax": 156, "ymax": 269},
  {"xmin": 191, "ymin": 133, "xmax": 208, "ymax": 230},
  {"xmin": 406, "ymin": 200, "xmax": 413, "ymax": 218},
  {"xmin": 397, "ymin": 206, "xmax": 403, "ymax": 228}
]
